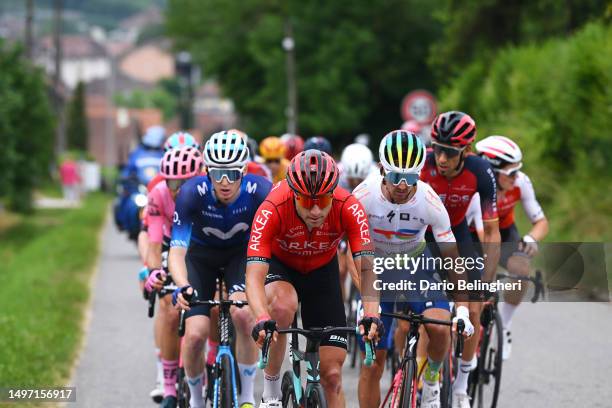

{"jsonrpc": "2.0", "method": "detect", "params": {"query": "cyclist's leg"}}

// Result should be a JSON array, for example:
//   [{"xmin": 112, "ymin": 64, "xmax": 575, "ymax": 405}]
[
  {"xmin": 183, "ymin": 244, "xmax": 218, "ymax": 408},
  {"xmin": 337, "ymin": 239, "xmax": 349, "ymax": 301},
  {"xmin": 261, "ymin": 257, "xmax": 299, "ymax": 402},
  {"xmin": 499, "ymin": 224, "xmax": 529, "ymax": 326},
  {"xmin": 299, "ymin": 257, "xmax": 347, "ymax": 408},
  {"xmin": 225, "ymin": 246, "xmax": 258, "ymax": 406},
  {"xmin": 357, "ymin": 301, "xmax": 393, "ymax": 408}
]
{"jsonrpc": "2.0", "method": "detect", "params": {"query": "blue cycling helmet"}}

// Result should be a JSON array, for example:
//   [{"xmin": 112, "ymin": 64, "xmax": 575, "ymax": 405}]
[
  {"xmin": 164, "ymin": 131, "xmax": 200, "ymax": 152},
  {"xmin": 304, "ymin": 136, "xmax": 332, "ymax": 155},
  {"xmin": 142, "ymin": 126, "xmax": 166, "ymax": 148}
]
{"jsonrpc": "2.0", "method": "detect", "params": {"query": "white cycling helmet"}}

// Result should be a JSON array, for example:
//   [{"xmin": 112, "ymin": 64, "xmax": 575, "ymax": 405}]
[
  {"xmin": 379, "ymin": 130, "xmax": 426, "ymax": 174},
  {"xmin": 475, "ymin": 135, "xmax": 522, "ymax": 168},
  {"xmin": 142, "ymin": 126, "xmax": 166, "ymax": 148},
  {"xmin": 203, "ymin": 130, "xmax": 250, "ymax": 168},
  {"xmin": 340, "ymin": 143, "xmax": 373, "ymax": 180}
]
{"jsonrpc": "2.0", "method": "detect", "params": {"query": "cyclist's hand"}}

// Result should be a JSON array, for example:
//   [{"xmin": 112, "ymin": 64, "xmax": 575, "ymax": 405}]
[
  {"xmin": 172, "ymin": 285, "xmax": 193, "ymax": 311},
  {"xmin": 145, "ymin": 268, "xmax": 166, "ymax": 293},
  {"xmin": 358, "ymin": 315, "xmax": 384, "ymax": 344},
  {"xmin": 452, "ymin": 305, "xmax": 474, "ymax": 338},
  {"xmin": 519, "ymin": 234, "xmax": 538, "ymax": 257},
  {"xmin": 251, "ymin": 316, "xmax": 277, "ymax": 348}
]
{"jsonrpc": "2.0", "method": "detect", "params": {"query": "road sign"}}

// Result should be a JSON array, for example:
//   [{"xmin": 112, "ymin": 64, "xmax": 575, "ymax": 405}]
[{"xmin": 401, "ymin": 90, "xmax": 437, "ymax": 125}]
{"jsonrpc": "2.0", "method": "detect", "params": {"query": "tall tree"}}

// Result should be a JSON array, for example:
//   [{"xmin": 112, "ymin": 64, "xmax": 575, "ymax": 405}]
[{"xmin": 66, "ymin": 81, "xmax": 88, "ymax": 151}]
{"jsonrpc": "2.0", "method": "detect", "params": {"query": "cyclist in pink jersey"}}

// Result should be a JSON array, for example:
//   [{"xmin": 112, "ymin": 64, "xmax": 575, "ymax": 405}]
[{"xmin": 145, "ymin": 146, "xmax": 203, "ymax": 408}]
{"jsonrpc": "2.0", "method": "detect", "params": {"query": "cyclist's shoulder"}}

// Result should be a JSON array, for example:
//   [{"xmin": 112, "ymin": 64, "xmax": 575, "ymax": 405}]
[
  {"xmin": 262, "ymin": 180, "xmax": 292, "ymax": 208},
  {"xmin": 464, "ymin": 153, "xmax": 494, "ymax": 174},
  {"xmin": 180, "ymin": 176, "xmax": 210, "ymax": 197}
]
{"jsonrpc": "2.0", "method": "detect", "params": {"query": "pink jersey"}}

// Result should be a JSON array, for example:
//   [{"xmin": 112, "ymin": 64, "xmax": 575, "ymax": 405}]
[{"xmin": 147, "ymin": 181, "xmax": 175, "ymax": 244}]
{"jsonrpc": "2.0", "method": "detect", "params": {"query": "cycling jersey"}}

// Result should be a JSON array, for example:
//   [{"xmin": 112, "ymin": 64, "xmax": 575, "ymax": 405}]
[
  {"xmin": 246, "ymin": 181, "xmax": 374, "ymax": 273},
  {"xmin": 147, "ymin": 181, "xmax": 175, "ymax": 244},
  {"xmin": 147, "ymin": 173, "xmax": 165, "ymax": 192},
  {"xmin": 121, "ymin": 145, "xmax": 164, "ymax": 185},
  {"xmin": 421, "ymin": 152, "xmax": 498, "ymax": 226},
  {"xmin": 352, "ymin": 175, "xmax": 455, "ymax": 256},
  {"xmin": 466, "ymin": 193, "xmax": 483, "ymax": 233},
  {"xmin": 246, "ymin": 161, "xmax": 272, "ymax": 181},
  {"xmin": 171, "ymin": 174, "xmax": 272, "ymax": 248}
]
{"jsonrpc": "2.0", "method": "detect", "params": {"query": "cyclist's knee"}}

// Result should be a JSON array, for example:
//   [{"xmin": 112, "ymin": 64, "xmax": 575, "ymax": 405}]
[
  {"xmin": 268, "ymin": 290, "xmax": 297, "ymax": 327},
  {"xmin": 360, "ymin": 351, "xmax": 385, "ymax": 380},
  {"xmin": 320, "ymin": 365, "xmax": 343, "ymax": 394},
  {"xmin": 230, "ymin": 306, "xmax": 254, "ymax": 334},
  {"xmin": 185, "ymin": 319, "xmax": 209, "ymax": 351},
  {"xmin": 507, "ymin": 255, "xmax": 530, "ymax": 276},
  {"xmin": 425, "ymin": 323, "xmax": 450, "ymax": 346}
]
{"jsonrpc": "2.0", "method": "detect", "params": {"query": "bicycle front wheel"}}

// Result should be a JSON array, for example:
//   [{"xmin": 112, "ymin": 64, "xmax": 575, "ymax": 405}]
[
  {"xmin": 217, "ymin": 355, "xmax": 235, "ymax": 408},
  {"xmin": 282, "ymin": 370, "xmax": 301, "ymax": 407},
  {"xmin": 471, "ymin": 309, "xmax": 503, "ymax": 408},
  {"xmin": 306, "ymin": 384, "xmax": 327, "ymax": 408},
  {"xmin": 177, "ymin": 366, "xmax": 191, "ymax": 408},
  {"xmin": 397, "ymin": 360, "xmax": 417, "ymax": 408}
]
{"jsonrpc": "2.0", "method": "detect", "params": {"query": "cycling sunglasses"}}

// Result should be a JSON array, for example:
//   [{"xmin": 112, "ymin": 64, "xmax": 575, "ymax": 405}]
[
  {"xmin": 295, "ymin": 193, "xmax": 333, "ymax": 210},
  {"xmin": 265, "ymin": 158, "xmax": 281, "ymax": 164},
  {"xmin": 208, "ymin": 167, "xmax": 243, "ymax": 184},
  {"xmin": 432, "ymin": 142, "xmax": 465, "ymax": 158},
  {"xmin": 495, "ymin": 162, "xmax": 522, "ymax": 177},
  {"xmin": 167, "ymin": 178, "xmax": 187, "ymax": 191},
  {"xmin": 383, "ymin": 170, "xmax": 419, "ymax": 186}
]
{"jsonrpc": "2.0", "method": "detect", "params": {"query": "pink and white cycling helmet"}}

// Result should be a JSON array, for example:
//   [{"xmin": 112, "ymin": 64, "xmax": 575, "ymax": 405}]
[
  {"xmin": 475, "ymin": 135, "xmax": 522, "ymax": 169},
  {"xmin": 160, "ymin": 146, "xmax": 203, "ymax": 179}
]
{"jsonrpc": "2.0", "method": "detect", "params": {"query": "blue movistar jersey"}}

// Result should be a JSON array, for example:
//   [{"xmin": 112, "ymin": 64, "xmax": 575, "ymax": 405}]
[
  {"xmin": 121, "ymin": 145, "xmax": 165, "ymax": 185},
  {"xmin": 170, "ymin": 174, "xmax": 272, "ymax": 249}
]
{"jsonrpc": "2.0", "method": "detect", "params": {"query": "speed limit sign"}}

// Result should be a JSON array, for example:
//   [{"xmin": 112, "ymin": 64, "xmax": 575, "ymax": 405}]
[{"xmin": 401, "ymin": 90, "xmax": 437, "ymax": 125}]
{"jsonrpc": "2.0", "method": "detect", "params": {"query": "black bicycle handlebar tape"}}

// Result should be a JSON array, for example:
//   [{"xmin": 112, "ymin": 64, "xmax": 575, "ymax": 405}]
[
  {"xmin": 531, "ymin": 270, "xmax": 544, "ymax": 303},
  {"xmin": 257, "ymin": 320, "xmax": 277, "ymax": 369},
  {"xmin": 147, "ymin": 289, "xmax": 156, "ymax": 318},
  {"xmin": 456, "ymin": 319, "xmax": 465, "ymax": 359},
  {"xmin": 178, "ymin": 310, "xmax": 186, "ymax": 337}
]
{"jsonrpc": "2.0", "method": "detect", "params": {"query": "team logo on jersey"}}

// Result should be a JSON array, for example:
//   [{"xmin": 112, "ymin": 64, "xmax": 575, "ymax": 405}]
[
  {"xmin": 400, "ymin": 213, "xmax": 410, "ymax": 221},
  {"xmin": 202, "ymin": 222, "xmax": 249, "ymax": 240},
  {"xmin": 386, "ymin": 210, "xmax": 395, "ymax": 223},
  {"xmin": 246, "ymin": 181, "xmax": 258, "ymax": 194},
  {"xmin": 197, "ymin": 181, "xmax": 208, "ymax": 196}
]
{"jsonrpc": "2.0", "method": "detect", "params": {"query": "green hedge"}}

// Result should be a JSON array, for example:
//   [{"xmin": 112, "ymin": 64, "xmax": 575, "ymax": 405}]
[{"xmin": 439, "ymin": 22, "xmax": 612, "ymax": 240}]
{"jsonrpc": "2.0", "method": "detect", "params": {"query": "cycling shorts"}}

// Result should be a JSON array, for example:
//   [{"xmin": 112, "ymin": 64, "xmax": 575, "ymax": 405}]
[
  {"xmin": 265, "ymin": 255, "xmax": 348, "ymax": 350},
  {"xmin": 472, "ymin": 223, "xmax": 525, "ymax": 269},
  {"xmin": 185, "ymin": 243, "xmax": 247, "ymax": 318}
]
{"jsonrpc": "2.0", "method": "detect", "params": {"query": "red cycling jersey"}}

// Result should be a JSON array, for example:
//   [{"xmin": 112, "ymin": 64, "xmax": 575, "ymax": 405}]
[
  {"xmin": 246, "ymin": 181, "xmax": 374, "ymax": 273},
  {"xmin": 421, "ymin": 152, "xmax": 498, "ymax": 227}
]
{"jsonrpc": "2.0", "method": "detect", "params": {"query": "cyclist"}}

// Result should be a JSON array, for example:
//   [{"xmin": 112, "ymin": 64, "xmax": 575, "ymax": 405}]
[
  {"xmin": 121, "ymin": 125, "xmax": 166, "ymax": 184},
  {"xmin": 246, "ymin": 150, "xmax": 382, "ymax": 408},
  {"xmin": 230, "ymin": 129, "xmax": 272, "ymax": 181},
  {"xmin": 280, "ymin": 133, "xmax": 304, "ymax": 160},
  {"xmin": 475, "ymin": 135, "xmax": 548, "ymax": 359},
  {"xmin": 337, "ymin": 143, "xmax": 377, "ymax": 299},
  {"xmin": 420, "ymin": 111, "xmax": 501, "ymax": 408},
  {"xmin": 259, "ymin": 136, "xmax": 290, "ymax": 183},
  {"xmin": 144, "ymin": 146, "xmax": 203, "ymax": 408},
  {"xmin": 140, "ymin": 132, "xmax": 201, "ymax": 403},
  {"xmin": 170, "ymin": 130, "xmax": 272, "ymax": 408},
  {"xmin": 304, "ymin": 136, "xmax": 333, "ymax": 155},
  {"xmin": 353, "ymin": 130, "xmax": 474, "ymax": 408}
]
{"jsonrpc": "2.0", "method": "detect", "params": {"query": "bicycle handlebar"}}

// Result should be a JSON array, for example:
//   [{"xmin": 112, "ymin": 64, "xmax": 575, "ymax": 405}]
[
  {"xmin": 380, "ymin": 311, "xmax": 453, "ymax": 327},
  {"xmin": 497, "ymin": 269, "xmax": 545, "ymax": 303},
  {"xmin": 177, "ymin": 297, "xmax": 249, "ymax": 337},
  {"xmin": 147, "ymin": 283, "xmax": 179, "ymax": 318}
]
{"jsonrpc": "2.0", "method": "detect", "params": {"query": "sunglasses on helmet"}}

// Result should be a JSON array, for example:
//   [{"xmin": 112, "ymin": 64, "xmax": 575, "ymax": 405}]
[
  {"xmin": 167, "ymin": 178, "xmax": 187, "ymax": 191},
  {"xmin": 495, "ymin": 162, "xmax": 522, "ymax": 177},
  {"xmin": 383, "ymin": 170, "xmax": 419, "ymax": 186},
  {"xmin": 295, "ymin": 193, "xmax": 333, "ymax": 210},
  {"xmin": 208, "ymin": 167, "xmax": 244, "ymax": 184},
  {"xmin": 432, "ymin": 142, "xmax": 465, "ymax": 158}
]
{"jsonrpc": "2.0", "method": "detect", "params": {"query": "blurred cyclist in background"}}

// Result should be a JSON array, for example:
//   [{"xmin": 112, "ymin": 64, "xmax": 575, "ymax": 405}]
[
  {"xmin": 304, "ymin": 136, "xmax": 333, "ymax": 155},
  {"xmin": 280, "ymin": 133, "xmax": 304, "ymax": 160},
  {"xmin": 122, "ymin": 125, "xmax": 167, "ymax": 185},
  {"xmin": 259, "ymin": 136, "xmax": 290, "ymax": 183}
]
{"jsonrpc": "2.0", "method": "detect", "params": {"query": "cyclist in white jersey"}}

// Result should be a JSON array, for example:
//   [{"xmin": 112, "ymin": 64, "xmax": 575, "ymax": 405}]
[{"xmin": 353, "ymin": 130, "xmax": 474, "ymax": 408}]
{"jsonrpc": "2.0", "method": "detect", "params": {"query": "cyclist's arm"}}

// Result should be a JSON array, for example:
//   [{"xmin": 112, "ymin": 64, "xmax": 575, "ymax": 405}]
[
  {"xmin": 344, "ymin": 243, "xmax": 360, "ymax": 291},
  {"xmin": 168, "ymin": 188, "xmax": 194, "ymax": 288},
  {"xmin": 146, "ymin": 188, "xmax": 164, "ymax": 269},
  {"xmin": 246, "ymin": 200, "xmax": 279, "ymax": 320},
  {"xmin": 467, "ymin": 193, "xmax": 484, "ymax": 242},
  {"xmin": 342, "ymin": 195, "xmax": 377, "ymax": 317},
  {"xmin": 518, "ymin": 173, "xmax": 548, "ymax": 241},
  {"xmin": 478, "ymin": 164, "xmax": 501, "ymax": 282}
]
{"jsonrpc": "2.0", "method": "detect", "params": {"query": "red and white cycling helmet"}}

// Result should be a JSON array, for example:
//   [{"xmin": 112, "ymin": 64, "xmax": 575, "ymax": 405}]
[
  {"xmin": 475, "ymin": 135, "xmax": 522, "ymax": 169},
  {"xmin": 287, "ymin": 149, "xmax": 339, "ymax": 196},
  {"xmin": 431, "ymin": 111, "xmax": 476, "ymax": 147},
  {"xmin": 160, "ymin": 146, "xmax": 203, "ymax": 179}
]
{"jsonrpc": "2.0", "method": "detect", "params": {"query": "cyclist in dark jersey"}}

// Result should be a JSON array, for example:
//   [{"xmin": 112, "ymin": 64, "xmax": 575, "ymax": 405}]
[
  {"xmin": 246, "ymin": 150, "xmax": 381, "ymax": 408},
  {"xmin": 170, "ymin": 130, "xmax": 272, "ymax": 408},
  {"xmin": 420, "ymin": 111, "xmax": 501, "ymax": 408}
]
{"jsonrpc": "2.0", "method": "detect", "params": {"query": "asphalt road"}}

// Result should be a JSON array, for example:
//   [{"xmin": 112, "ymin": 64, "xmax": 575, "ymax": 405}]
[{"xmin": 70, "ymin": 215, "xmax": 612, "ymax": 407}]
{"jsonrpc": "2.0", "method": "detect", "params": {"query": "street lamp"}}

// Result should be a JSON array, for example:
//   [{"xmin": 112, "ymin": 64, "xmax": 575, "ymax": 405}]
[
  {"xmin": 175, "ymin": 51, "xmax": 194, "ymax": 130},
  {"xmin": 283, "ymin": 21, "xmax": 298, "ymax": 135}
]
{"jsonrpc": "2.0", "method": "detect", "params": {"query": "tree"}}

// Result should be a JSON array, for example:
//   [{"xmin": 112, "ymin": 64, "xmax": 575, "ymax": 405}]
[
  {"xmin": 0, "ymin": 42, "xmax": 55, "ymax": 213},
  {"xmin": 166, "ymin": 0, "xmax": 443, "ymax": 142},
  {"xmin": 66, "ymin": 81, "xmax": 88, "ymax": 151}
]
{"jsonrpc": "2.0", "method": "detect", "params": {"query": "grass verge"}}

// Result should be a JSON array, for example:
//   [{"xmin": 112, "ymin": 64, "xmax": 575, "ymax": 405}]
[{"xmin": 0, "ymin": 193, "xmax": 109, "ymax": 388}]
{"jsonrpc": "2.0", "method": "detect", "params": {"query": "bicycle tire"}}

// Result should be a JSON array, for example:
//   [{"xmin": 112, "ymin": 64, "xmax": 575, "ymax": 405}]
[
  {"xmin": 397, "ymin": 359, "xmax": 417, "ymax": 408},
  {"xmin": 281, "ymin": 370, "xmax": 300, "ymax": 407},
  {"xmin": 470, "ymin": 309, "xmax": 503, "ymax": 408},
  {"xmin": 440, "ymin": 354, "xmax": 452, "ymax": 408},
  {"xmin": 177, "ymin": 366, "xmax": 190, "ymax": 408},
  {"xmin": 306, "ymin": 384, "xmax": 328, "ymax": 408},
  {"xmin": 217, "ymin": 354, "xmax": 234, "ymax": 408}
]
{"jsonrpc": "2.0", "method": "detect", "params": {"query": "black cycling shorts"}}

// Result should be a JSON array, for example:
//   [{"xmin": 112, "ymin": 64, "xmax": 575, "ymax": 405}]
[
  {"xmin": 265, "ymin": 255, "xmax": 348, "ymax": 350},
  {"xmin": 472, "ymin": 223, "xmax": 523, "ymax": 269},
  {"xmin": 185, "ymin": 243, "xmax": 246, "ymax": 318}
]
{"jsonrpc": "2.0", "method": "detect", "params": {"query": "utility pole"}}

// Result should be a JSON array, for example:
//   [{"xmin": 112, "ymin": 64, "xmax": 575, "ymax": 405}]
[
  {"xmin": 53, "ymin": 0, "xmax": 65, "ymax": 155},
  {"xmin": 283, "ymin": 19, "xmax": 298, "ymax": 134},
  {"xmin": 25, "ymin": 0, "xmax": 33, "ymax": 59}
]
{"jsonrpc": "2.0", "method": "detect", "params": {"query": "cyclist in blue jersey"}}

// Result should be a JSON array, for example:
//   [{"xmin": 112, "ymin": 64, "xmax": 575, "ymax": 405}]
[
  {"xmin": 169, "ymin": 130, "xmax": 272, "ymax": 408},
  {"xmin": 121, "ymin": 126, "xmax": 167, "ymax": 185}
]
